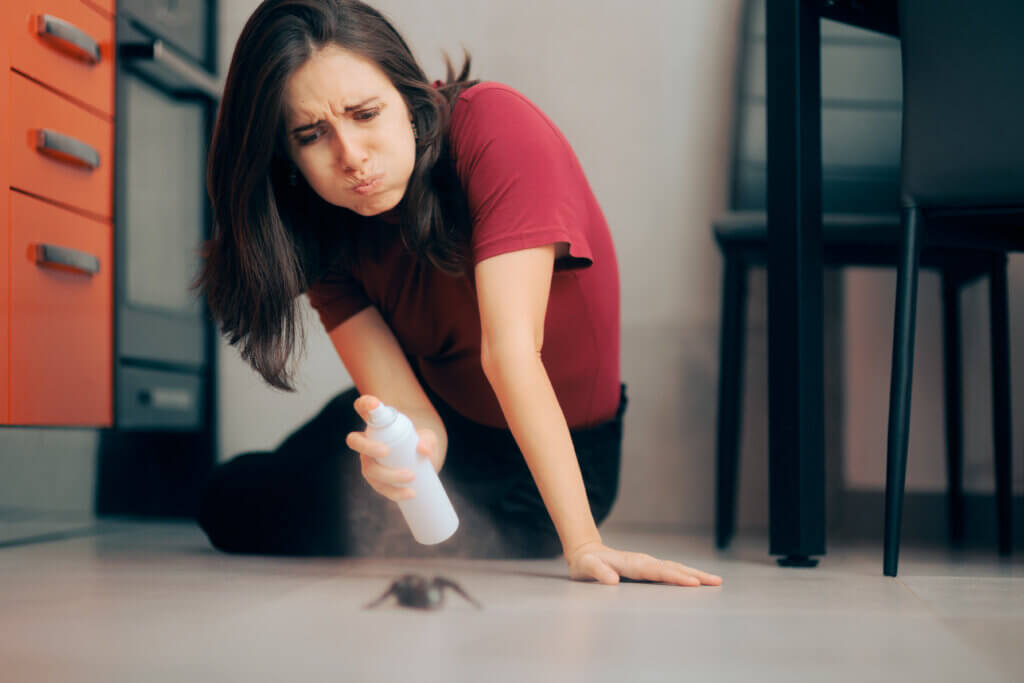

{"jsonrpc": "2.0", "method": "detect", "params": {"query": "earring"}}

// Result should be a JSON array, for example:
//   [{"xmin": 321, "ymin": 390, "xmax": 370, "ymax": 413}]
[
  {"xmin": 288, "ymin": 167, "xmax": 298, "ymax": 186},
  {"xmin": 412, "ymin": 120, "xmax": 418, "ymax": 141}
]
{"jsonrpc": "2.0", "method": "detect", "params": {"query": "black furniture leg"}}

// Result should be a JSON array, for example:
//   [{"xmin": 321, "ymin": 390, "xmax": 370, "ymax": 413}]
[
  {"xmin": 989, "ymin": 257, "xmax": 1013, "ymax": 556},
  {"xmin": 941, "ymin": 270, "xmax": 965, "ymax": 546},
  {"xmin": 716, "ymin": 252, "xmax": 748, "ymax": 550},
  {"xmin": 884, "ymin": 207, "xmax": 923, "ymax": 577},
  {"xmin": 766, "ymin": 0, "xmax": 825, "ymax": 569}
]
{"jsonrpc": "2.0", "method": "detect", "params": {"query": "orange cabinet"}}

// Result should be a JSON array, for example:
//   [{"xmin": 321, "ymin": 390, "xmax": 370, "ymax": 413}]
[
  {"xmin": 3, "ymin": 0, "xmax": 115, "ymax": 426},
  {"xmin": 9, "ymin": 192, "xmax": 113, "ymax": 425},
  {"xmin": 9, "ymin": 0, "xmax": 115, "ymax": 117},
  {"xmin": 1, "ymin": 4, "xmax": 12, "ymax": 423},
  {"xmin": 10, "ymin": 71, "xmax": 114, "ymax": 218}
]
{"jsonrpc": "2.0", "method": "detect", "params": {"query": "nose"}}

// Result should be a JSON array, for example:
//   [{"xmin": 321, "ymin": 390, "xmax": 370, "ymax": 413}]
[{"xmin": 329, "ymin": 122, "xmax": 370, "ymax": 173}]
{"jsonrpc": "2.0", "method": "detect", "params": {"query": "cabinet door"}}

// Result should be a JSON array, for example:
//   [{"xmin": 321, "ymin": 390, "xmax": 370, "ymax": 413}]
[
  {"xmin": 9, "ymin": 191, "xmax": 112, "ymax": 426},
  {"xmin": 1, "ymin": 5, "xmax": 11, "ymax": 424}
]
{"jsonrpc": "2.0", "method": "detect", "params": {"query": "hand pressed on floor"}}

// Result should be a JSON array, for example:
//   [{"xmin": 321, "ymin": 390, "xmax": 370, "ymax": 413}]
[{"xmin": 566, "ymin": 541, "xmax": 723, "ymax": 587}]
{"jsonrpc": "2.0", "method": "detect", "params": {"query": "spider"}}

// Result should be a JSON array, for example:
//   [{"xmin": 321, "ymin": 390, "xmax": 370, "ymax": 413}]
[{"xmin": 364, "ymin": 573, "xmax": 483, "ymax": 610}]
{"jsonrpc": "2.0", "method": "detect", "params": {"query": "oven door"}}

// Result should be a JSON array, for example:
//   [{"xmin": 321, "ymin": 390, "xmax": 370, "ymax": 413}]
[{"xmin": 114, "ymin": 18, "xmax": 219, "ymax": 429}]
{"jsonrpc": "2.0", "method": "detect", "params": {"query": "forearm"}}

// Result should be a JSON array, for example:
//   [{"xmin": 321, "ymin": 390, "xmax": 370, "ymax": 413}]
[{"xmin": 483, "ymin": 351, "xmax": 602, "ymax": 556}]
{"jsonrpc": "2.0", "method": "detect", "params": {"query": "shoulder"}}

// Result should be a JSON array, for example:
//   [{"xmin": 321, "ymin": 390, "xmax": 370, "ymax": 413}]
[
  {"xmin": 454, "ymin": 81, "xmax": 535, "ymax": 107},
  {"xmin": 449, "ymin": 82, "xmax": 565, "ymax": 157},
  {"xmin": 454, "ymin": 81, "xmax": 552, "ymax": 122}
]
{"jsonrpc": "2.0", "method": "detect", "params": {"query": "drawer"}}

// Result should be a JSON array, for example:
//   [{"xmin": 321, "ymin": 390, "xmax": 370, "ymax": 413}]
[
  {"xmin": 0, "ymin": 189, "xmax": 8, "ymax": 422},
  {"xmin": 1, "ymin": 7, "xmax": 9, "ymax": 424},
  {"xmin": 9, "ymin": 191, "xmax": 113, "ymax": 427},
  {"xmin": 117, "ymin": 367, "xmax": 204, "ymax": 430},
  {"xmin": 10, "ymin": 0, "xmax": 115, "ymax": 117},
  {"xmin": 10, "ymin": 71, "xmax": 113, "ymax": 219}
]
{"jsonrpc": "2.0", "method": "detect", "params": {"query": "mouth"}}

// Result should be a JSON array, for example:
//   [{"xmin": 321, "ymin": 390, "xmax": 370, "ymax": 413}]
[{"xmin": 352, "ymin": 175, "xmax": 384, "ymax": 194}]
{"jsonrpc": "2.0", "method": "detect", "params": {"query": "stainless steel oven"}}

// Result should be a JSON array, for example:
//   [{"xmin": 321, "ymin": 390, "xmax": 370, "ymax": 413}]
[
  {"xmin": 114, "ymin": 0, "xmax": 218, "ymax": 430},
  {"xmin": 95, "ymin": 0, "xmax": 219, "ymax": 517}
]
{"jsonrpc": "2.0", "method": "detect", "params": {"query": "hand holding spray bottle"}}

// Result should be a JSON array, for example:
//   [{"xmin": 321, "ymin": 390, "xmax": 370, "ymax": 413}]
[{"xmin": 364, "ymin": 401, "xmax": 459, "ymax": 545}]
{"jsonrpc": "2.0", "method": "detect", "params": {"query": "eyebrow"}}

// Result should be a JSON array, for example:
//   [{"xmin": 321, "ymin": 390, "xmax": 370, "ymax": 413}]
[{"xmin": 289, "ymin": 97, "xmax": 381, "ymax": 134}]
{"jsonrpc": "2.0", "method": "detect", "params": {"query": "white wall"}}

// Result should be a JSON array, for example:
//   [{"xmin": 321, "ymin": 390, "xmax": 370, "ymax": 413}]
[{"xmin": 844, "ymin": 263, "xmax": 1024, "ymax": 496}]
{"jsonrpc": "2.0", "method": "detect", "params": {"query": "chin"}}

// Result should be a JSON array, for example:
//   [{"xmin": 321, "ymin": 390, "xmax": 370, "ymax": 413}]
[
  {"xmin": 333, "ymin": 198, "xmax": 387, "ymax": 217},
  {"xmin": 324, "ymin": 184, "xmax": 403, "ymax": 217},
  {"xmin": 364, "ymin": 191, "xmax": 402, "ymax": 216}
]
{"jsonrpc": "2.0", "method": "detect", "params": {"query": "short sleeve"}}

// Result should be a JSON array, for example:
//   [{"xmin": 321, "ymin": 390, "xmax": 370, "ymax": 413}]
[
  {"xmin": 450, "ymin": 85, "xmax": 594, "ymax": 270},
  {"xmin": 305, "ymin": 266, "xmax": 371, "ymax": 333}
]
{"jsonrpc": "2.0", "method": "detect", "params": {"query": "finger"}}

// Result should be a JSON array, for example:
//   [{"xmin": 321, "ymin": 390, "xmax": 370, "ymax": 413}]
[
  {"xmin": 581, "ymin": 554, "xmax": 620, "ymax": 585},
  {"xmin": 664, "ymin": 564, "xmax": 702, "ymax": 587},
  {"xmin": 367, "ymin": 481, "xmax": 417, "ymax": 503},
  {"xmin": 651, "ymin": 560, "xmax": 718, "ymax": 587},
  {"xmin": 359, "ymin": 455, "xmax": 416, "ymax": 502},
  {"xmin": 619, "ymin": 554, "xmax": 700, "ymax": 587},
  {"xmin": 417, "ymin": 430, "xmax": 437, "ymax": 455},
  {"xmin": 663, "ymin": 560, "xmax": 723, "ymax": 586},
  {"xmin": 346, "ymin": 431, "xmax": 389, "ymax": 459},
  {"xmin": 360, "ymin": 454, "xmax": 415, "ymax": 487},
  {"xmin": 353, "ymin": 394, "xmax": 381, "ymax": 422}
]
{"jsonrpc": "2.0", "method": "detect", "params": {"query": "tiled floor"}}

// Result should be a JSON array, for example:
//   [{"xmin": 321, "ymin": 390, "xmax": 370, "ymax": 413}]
[{"xmin": 0, "ymin": 519, "xmax": 1021, "ymax": 682}]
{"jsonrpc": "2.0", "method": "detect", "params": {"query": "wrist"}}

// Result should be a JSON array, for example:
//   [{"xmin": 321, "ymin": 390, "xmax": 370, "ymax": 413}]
[{"xmin": 564, "ymin": 534, "xmax": 603, "ymax": 560}]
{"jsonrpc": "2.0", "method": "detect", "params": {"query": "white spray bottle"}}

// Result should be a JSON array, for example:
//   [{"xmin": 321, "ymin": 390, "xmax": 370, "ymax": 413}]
[{"xmin": 365, "ymin": 402, "xmax": 459, "ymax": 545}]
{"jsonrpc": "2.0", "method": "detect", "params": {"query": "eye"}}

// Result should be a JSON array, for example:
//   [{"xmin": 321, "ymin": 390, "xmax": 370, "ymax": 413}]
[
  {"xmin": 295, "ymin": 110, "xmax": 379, "ymax": 145},
  {"xmin": 297, "ymin": 129, "xmax": 322, "ymax": 145}
]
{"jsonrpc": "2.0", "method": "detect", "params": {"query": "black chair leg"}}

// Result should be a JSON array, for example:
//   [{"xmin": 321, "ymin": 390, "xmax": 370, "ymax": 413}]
[
  {"xmin": 941, "ymin": 271, "xmax": 965, "ymax": 546},
  {"xmin": 716, "ymin": 252, "xmax": 748, "ymax": 550},
  {"xmin": 989, "ymin": 256, "xmax": 1013, "ymax": 556},
  {"xmin": 884, "ymin": 207, "xmax": 923, "ymax": 577}
]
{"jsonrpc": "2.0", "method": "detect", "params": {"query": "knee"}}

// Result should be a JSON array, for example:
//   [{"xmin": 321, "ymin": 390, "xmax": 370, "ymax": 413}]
[
  {"xmin": 195, "ymin": 452, "xmax": 267, "ymax": 553},
  {"xmin": 195, "ymin": 459, "xmax": 230, "ymax": 551}
]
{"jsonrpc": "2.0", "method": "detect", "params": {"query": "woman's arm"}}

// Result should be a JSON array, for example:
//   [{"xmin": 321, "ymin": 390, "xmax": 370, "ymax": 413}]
[
  {"xmin": 329, "ymin": 306, "xmax": 447, "ymax": 472},
  {"xmin": 475, "ymin": 244, "xmax": 602, "ymax": 555},
  {"xmin": 475, "ymin": 244, "xmax": 722, "ymax": 587}
]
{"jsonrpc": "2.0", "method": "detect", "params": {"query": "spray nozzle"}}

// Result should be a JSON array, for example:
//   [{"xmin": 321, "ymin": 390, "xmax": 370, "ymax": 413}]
[{"xmin": 367, "ymin": 403, "xmax": 398, "ymax": 427}]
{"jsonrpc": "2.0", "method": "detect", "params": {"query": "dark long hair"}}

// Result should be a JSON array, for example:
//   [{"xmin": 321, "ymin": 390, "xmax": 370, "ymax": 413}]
[{"xmin": 195, "ymin": 0, "xmax": 478, "ymax": 391}]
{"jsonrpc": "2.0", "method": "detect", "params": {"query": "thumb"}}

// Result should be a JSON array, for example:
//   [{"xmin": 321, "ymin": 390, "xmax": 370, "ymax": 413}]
[
  {"xmin": 417, "ymin": 429, "xmax": 437, "ymax": 454},
  {"xmin": 353, "ymin": 395, "xmax": 381, "ymax": 423},
  {"xmin": 583, "ymin": 555, "xmax": 620, "ymax": 585}
]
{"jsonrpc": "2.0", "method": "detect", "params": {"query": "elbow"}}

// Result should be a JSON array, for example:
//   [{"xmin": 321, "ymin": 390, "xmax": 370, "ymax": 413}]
[
  {"xmin": 480, "ymin": 339, "xmax": 542, "ymax": 386},
  {"xmin": 480, "ymin": 343, "xmax": 495, "ymax": 383},
  {"xmin": 480, "ymin": 342, "xmax": 502, "ymax": 385}
]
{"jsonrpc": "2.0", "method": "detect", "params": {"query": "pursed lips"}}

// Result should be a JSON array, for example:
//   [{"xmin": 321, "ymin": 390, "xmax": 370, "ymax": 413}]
[{"xmin": 353, "ymin": 174, "xmax": 383, "ymax": 189}]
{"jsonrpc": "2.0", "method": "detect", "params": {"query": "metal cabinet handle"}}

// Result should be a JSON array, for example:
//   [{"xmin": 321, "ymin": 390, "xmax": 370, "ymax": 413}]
[
  {"xmin": 34, "ymin": 244, "xmax": 101, "ymax": 276},
  {"xmin": 137, "ymin": 388, "xmax": 194, "ymax": 412},
  {"xmin": 35, "ymin": 129, "xmax": 100, "ymax": 169},
  {"xmin": 36, "ymin": 14, "xmax": 101, "ymax": 65}
]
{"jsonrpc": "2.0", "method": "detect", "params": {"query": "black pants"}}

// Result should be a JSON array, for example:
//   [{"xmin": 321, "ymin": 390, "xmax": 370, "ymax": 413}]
[{"xmin": 197, "ymin": 384, "xmax": 628, "ymax": 559}]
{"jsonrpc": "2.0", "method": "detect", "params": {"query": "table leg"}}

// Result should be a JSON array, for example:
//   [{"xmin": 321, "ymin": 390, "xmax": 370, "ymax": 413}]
[{"xmin": 765, "ymin": 0, "xmax": 826, "ymax": 567}]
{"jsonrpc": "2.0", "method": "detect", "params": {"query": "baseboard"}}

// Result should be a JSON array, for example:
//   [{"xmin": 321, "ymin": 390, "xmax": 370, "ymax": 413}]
[{"xmin": 837, "ymin": 489, "xmax": 1024, "ymax": 549}]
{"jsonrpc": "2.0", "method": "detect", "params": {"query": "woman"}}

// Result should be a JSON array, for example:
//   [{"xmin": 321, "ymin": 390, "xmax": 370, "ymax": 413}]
[{"xmin": 196, "ymin": 0, "xmax": 721, "ymax": 588}]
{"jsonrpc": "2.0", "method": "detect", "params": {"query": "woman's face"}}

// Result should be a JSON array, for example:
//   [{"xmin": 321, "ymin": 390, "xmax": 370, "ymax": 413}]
[{"xmin": 282, "ymin": 44, "xmax": 416, "ymax": 217}]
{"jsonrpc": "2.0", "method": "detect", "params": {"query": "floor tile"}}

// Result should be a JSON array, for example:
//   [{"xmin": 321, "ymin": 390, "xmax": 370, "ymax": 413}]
[{"xmin": 0, "ymin": 521, "xmax": 1020, "ymax": 682}]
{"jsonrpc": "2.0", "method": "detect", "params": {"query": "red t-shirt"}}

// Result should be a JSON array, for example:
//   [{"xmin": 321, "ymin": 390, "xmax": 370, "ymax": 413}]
[{"xmin": 306, "ymin": 82, "xmax": 620, "ymax": 429}]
